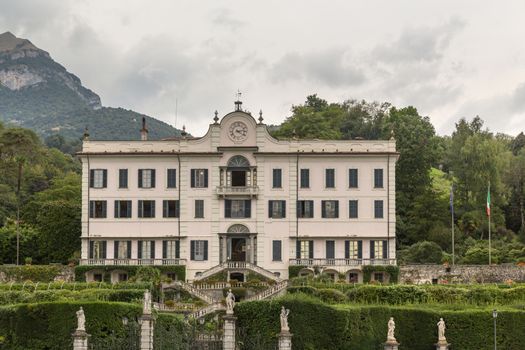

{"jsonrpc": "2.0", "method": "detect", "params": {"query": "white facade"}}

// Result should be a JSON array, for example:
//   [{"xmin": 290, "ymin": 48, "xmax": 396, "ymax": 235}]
[{"xmin": 79, "ymin": 104, "xmax": 398, "ymax": 281}]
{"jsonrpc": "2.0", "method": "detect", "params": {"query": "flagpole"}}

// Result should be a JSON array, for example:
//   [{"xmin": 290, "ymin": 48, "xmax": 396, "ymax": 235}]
[
  {"xmin": 450, "ymin": 182, "xmax": 455, "ymax": 266},
  {"xmin": 488, "ymin": 181, "xmax": 491, "ymax": 265}
]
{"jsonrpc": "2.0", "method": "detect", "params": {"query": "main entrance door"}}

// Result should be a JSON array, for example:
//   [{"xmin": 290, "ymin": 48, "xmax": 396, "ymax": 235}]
[{"xmin": 231, "ymin": 237, "xmax": 246, "ymax": 261}]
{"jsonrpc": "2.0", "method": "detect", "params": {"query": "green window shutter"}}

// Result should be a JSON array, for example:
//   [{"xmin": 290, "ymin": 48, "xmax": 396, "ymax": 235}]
[
  {"xmin": 358, "ymin": 241, "xmax": 363, "ymax": 259},
  {"xmin": 296, "ymin": 240, "xmax": 301, "ymax": 259},
  {"xmin": 344, "ymin": 241, "xmax": 349, "ymax": 259},
  {"xmin": 138, "ymin": 170, "xmax": 143, "ymax": 188},
  {"xmin": 175, "ymin": 240, "xmax": 180, "ymax": 259},
  {"xmin": 114, "ymin": 241, "xmax": 119, "ymax": 258},
  {"xmin": 127, "ymin": 241, "xmax": 132, "ymax": 258},
  {"xmin": 138, "ymin": 241, "xmax": 143, "ymax": 259},
  {"xmin": 151, "ymin": 241, "xmax": 155, "ymax": 259},
  {"xmin": 162, "ymin": 241, "xmax": 167, "ymax": 259},
  {"xmin": 245, "ymin": 200, "xmax": 251, "ymax": 218},
  {"xmin": 151, "ymin": 169, "xmax": 156, "ymax": 188},
  {"xmin": 190, "ymin": 169, "xmax": 195, "ymax": 187},
  {"xmin": 138, "ymin": 200, "xmax": 143, "ymax": 218},
  {"xmin": 309, "ymin": 240, "xmax": 314, "ymax": 259},
  {"xmin": 225, "ymin": 200, "xmax": 232, "ymax": 218},
  {"xmin": 203, "ymin": 241, "xmax": 208, "ymax": 260},
  {"xmin": 370, "ymin": 241, "xmax": 375, "ymax": 259},
  {"xmin": 89, "ymin": 170, "xmax": 95, "ymax": 188},
  {"xmin": 383, "ymin": 240, "xmax": 388, "ymax": 259},
  {"xmin": 190, "ymin": 241, "xmax": 195, "ymax": 260}
]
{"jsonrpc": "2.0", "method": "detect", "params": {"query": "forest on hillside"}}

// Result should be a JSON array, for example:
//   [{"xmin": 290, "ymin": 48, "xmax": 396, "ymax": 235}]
[
  {"xmin": 271, "ymin": 95, "xmax": 525, "ymax": 265},
  {"xmin": 0, "ymin": 95, "xmax": 524, "ymax": 265}
]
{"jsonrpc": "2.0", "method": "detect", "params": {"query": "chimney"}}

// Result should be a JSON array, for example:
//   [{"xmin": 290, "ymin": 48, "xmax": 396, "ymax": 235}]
[{"xmin": 140, "ymin": 117, "xmax": 148, "ymax": 141}]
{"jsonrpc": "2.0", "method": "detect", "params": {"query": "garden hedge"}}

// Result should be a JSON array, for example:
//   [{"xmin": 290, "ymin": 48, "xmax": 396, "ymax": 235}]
[
  {"xmin": 74, "ymin": 265, "xmax": 186, "ymax": 282},
  {"xmin": 235, "ymin": 294, "xmax": 525, "ymax": 350},
  {"xmin": 0, "ymin": 289, "xmax": 145, "ymax": 305},
  {"xmin": 0, "ymin": 301, "xmax": 185, "ymax": 349},
  {"xmin": 0, "ymin": 281, "xmax": 152, "ymax": 291},
  {"xmin": 0, "ymin": 265, "xmax": 63, "ymax": 282},
  {"xmin": 362, "ymin": 265, "xmax": 400, "ymax": 283}
]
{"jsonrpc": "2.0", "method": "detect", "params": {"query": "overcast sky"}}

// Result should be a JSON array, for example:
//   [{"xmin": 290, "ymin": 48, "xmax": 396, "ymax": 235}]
[{"xmin": 1, "ymin": 0, "xmax": 524, "ymax": 136}]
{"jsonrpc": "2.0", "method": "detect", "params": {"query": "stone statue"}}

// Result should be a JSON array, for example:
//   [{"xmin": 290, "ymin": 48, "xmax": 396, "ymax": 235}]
[
  {"xmin": 226, "ymin": 289, "xmax": 236, "ymax": 314},
  {"xmin": 280, "ymin": 306, "xmax": 290, "ymax": 331},
  {"xmin": 76, "ymin": 307, "xmax": 86, "ymax": 331},
  {"xmin": 437, "ymin": 318, "xmax": 446, "ymax": 342},
  {"xmin": 387, "ymin": 317, "xmax": 396, "ymax": 342},
  {"xmin": 143, "ymin": 290, "xmax": 152, "ymax": 315}
]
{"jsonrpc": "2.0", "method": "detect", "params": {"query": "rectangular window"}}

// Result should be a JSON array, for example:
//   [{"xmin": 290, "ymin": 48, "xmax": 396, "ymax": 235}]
[
  {"xmin": 374, "ymin": 200, "xmax": 384, "ymax": 219},
  {"xmin": 374, "ymin": 169, "xmax": 384, "ymax": 188},
  {"xmin": 268, "ymin": 200, "xmax": 286, "ymax": 218},
  {"xmin": 138, "ymin": 200, "xmax": 156, "ymax": 218},
  {"xmin": 349, "ymin": 169, "xmax": 358, "ymax": 188},
  {"xmin": 195, "ymin": 200, "xmax": 204, "ymax": 218},
  {"xmin": 191, "ymin": 240, "xmax": 208, "ymax": 261},
  {"xmin": 326, "ymin": 240, "xmax": 335, "ymax": 259},
  {"xmin": 89, "ymin": 169, "xmax": 107, "ymax": 188},
  {"xmin": 138, "ymin": 169, "xmax": 156, "ymax": 188},
  {"xmin": 191, "ymin": 169, "xmax": 208, "ymax": 188},
  {"xmin": 163, "ymin": 240, "xmax": 180, "ymax": 259},
  {"xmin": 371, "ymin": 240, "xmax": 387, "ymax": 259},
  {"xmin": 89, "ymin": 241, "xmax": 107, "ymax": 259},
  {"xmin": 114, "ymin": 200, "xmax": 132, "ymax": 218},
  {"xmin": 114, "ymin": 240, "xmax": 131, "ymax": 259},
  {"xmin": 225, "ymin": 200, "xmax": 251, "ymax": 218},
  {"xmin": 300, "ymin": 169, "xmax": 310, "ymax": 188},
  {"xmin": 349, "ymin": 200, "xmax": 358, "ymax": 218},
  {"xmin": 272, "ymin": 168, "xmax": 282, "ymax": 188},
  {"xmin": 167, "ymin": 169, "xmax": 177, "ymax": 188},
  {"xmin": 325, "ymin": 169, "xmax": 335, "ymax": 188},
  {"xmin": 297, "ymin": 200, "xmax": 314, "ymax": 218},
  {"xmin": 89, "ymin": 200, "xmax": 107, "ymax": 218},
  {"xmin": 272, "ymin": 240, "xmax": 282, "ymax": 261},
  {"xmin": 297, "ymin": 240, "xmax": 313, "ymax": 259},
  {"xmin": 321, "ymin": 200, "xmax": 339, "ymax": 218},
  {"xmin": 138, "ymin": 240, "xmax": 155, "ymax": 259},
  {"xmin": 163, "ymin": 200, "xmax": 180, "ymax": 218},
  {"xmin": 345, "ymin": 240, "xmax": 362, "ymax": 259},
  {"xmin": 119, "ymin": 169, "xmax": 128, "ymax": 189}
]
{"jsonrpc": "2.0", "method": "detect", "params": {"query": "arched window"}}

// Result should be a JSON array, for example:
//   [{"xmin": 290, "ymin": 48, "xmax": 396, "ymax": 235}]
[
  {"xmin": 227, "ymin": 224, "xmax": 250, "ymax": 234},
  {"xmin": 227, "ymin": 155, "xmax": 250, "ymax": 168}
]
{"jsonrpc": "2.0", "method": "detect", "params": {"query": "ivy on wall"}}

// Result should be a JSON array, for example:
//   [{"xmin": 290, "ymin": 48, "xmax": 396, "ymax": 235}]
[{"xmin": 362, "ymin": 265, "xmax": 400, "ymax": 283}]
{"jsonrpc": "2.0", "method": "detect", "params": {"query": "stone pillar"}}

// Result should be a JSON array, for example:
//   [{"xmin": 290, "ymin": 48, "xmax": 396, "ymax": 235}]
[
  {"xmin": 383, "ymin": 340, "xmax": 400, "ymax": 350},
  {"xmin": 278, "ymin": 330, "xmax": 293, "ymax": 350},
  {"xmin": 223, "ymin": 315, "xmax": 237, "ymax": 350},
  {"xmin": 72, "ymin": 329, "xmax": 89, "ymax": 350},
  {"xmin": 139, "ymin": 314, "xmax": 154, "ymax": 350}
]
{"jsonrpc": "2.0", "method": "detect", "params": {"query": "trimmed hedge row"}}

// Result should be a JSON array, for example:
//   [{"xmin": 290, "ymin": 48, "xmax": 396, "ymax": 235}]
[
  {"xmin": 0, "ymin": 289, "xmax": 145, "ymax": 305},
  {"xmin": 0, "ymin": 281, "xmax": 152, "ymax": 291},
  {"xmin": 0, "ymin": 265, "xmax": 63, "ymax": 282},
  {"xmin": 0, "ymin": 302, "xmax": 185, "ymax": 349},
  {"xmin": 289, "ymin": 284, "xmax": 525, "ymax": 306},
  {"xmin": 235, "ymin": 294, "xmax": 525, "ymax": 350},
  {"xmin": 74, "ymin": 265, "xmax": 186, "ymax": 282}
]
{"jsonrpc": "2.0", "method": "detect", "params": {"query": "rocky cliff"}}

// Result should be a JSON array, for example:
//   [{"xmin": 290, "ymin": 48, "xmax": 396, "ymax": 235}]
[{"xmin": 0, "ymin": 32, "xmax": 180, "ymax": 141}]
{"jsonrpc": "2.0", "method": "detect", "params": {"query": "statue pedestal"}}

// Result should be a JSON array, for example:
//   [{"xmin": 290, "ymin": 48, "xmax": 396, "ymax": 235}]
[
  {"xmin": 278, "ymin": 330, "xmax": 293, "ymax": 350},
  {"xmin": 383, "ymin": 340, "xmax": 400, "ymax": 350},
  {"xmin": 72, "ymin": 329, "xmax": 90, "ymax": 350},
  {"xmin": 223, "ymin": 315, "xmax": 237, "ymax": 350},
  {"xmin": 139, "ymin": 314, "xmax": 155, "ymax": 350},
  {"xmin": 435, "ymin": 340, "xmax": 450, "ymax": 350}
]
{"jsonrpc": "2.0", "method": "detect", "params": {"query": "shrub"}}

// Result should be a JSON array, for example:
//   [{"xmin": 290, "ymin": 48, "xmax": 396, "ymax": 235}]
[
  {"xmin": 317, "ymin": 288, "xmax": 347, "ymax": 303},
  {"xmin": 0, "ymin": 265, "xmax": 62, "ymax": 282},
  {"xmin": 74, "ymin": 265, "xmax": 186, "ymax": 283}
]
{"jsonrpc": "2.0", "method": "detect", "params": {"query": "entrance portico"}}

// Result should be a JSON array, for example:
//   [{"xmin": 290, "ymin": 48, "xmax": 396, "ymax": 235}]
[{"xmin": 219, "ymin": 224, "xmax": 257, "ymax": 264}]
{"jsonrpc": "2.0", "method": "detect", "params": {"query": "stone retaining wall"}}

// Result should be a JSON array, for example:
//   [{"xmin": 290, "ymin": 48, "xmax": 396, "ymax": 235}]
[{"xmin": 400, "ymin": 264, "xmax": 525, "ymax": 284}]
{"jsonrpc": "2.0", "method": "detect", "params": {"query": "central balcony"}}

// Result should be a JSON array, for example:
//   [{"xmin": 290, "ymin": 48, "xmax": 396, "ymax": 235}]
[{"xmin": 216, "ymin": 185, "xmax": 259, "ymax": 197}]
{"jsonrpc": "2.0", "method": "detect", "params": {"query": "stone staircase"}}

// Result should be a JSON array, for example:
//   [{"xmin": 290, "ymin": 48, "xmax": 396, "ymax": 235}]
[
  {"xmin": 194, "ymin": 261, "xmax": 282, "ymax": 282},
  {"xmin": 245, "ymin": 280, "xmax": 288, "ymax": 302},
  {"xmin": 165, "ymin": 281, "xmax": 219, "ymax": 304}
]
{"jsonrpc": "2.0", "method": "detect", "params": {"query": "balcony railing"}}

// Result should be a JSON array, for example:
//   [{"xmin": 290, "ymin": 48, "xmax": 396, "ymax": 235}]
[
  {"xmin": 289, "ymin": 258, "xmax": 397, "ymax": 266},
  {"xmin": 216, "ymin": 186, "xmax": 259, "ymax": 197},
  {"xmin": 79, "ymin": 258, "xmax": 186, "ymax": 266}
]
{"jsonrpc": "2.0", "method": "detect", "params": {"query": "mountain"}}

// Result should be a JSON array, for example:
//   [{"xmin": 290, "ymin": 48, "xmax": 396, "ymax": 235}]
[{"xmin": 0, "ymin": 31, "xmax": 181, "ymax": 140}]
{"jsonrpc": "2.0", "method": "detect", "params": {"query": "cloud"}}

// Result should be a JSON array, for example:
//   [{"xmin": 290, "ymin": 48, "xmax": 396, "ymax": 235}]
[
  {"xmin": 270, "ymin": 48, "xmax": 366, "ymax": 87},
  {"xmin": 373, "ymin": 18, "xmax": 466, "ymax": 63},
  {"xmin": 209, "ymin": 8, "xmax": 246, "ymax": 31}
]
